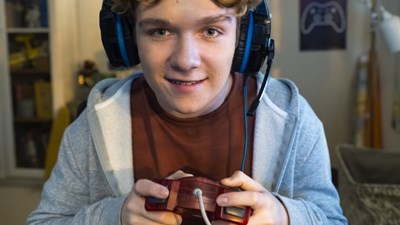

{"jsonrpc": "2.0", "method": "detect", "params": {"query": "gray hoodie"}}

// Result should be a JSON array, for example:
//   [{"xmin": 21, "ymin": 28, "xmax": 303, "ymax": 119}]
[{"xmin": 27, "ymin": 71, "xmax": 347, "ymax": 225}]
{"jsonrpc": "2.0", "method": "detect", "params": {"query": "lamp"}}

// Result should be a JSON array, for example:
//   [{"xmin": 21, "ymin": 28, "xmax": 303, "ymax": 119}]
[
  {"xmin": 380, "ymin": 7, "xmax": 400, "ymax": 53},
  {"xmin": 377, "ymin": 5, "xmax": 400, "ymax": 135}
]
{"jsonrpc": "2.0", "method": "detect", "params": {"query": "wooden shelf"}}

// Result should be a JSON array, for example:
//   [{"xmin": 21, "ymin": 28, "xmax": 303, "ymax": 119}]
[
  {"xmin": 1, "ymin": 0, "xmax": 54, "ymax": 176},
  {"xmin": 14, "ymin": 117, "xmax": 52, "ymax": 123},
  {"xmin": 1, "ymin": 0, "xmax": 76, "ymax": 178},
  {"xmin": 7, "ymin": 27, "xmax": 49, "ymax": 34},
  {"xmin": 10, "ymin": 69, "xmax": 50, "ymax": 76}
]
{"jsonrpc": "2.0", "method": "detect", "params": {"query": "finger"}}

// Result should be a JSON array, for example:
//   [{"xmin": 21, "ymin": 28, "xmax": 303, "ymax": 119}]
[
  {"xmin": 144, "ymin": 211, "xmax": 183, "ymax": 225},
  {"xmin": 134, "ymin": 179, "xmax": 169, "ymax": 199},
  {"xmin": 211, "ymin": 220, "xmax": 230, "ymax": 225},
  {"xmin": 126, "ymin": 211, "xmax": 183, "ymax": 225},
  {"xmin": 216, "ymin": 190, "xmax": 270, "ymax": 209},
  {"xmin": 212, "ymin": 220, "xmax": 234, "ymax": 225},
  {"xmin": 220, "ymin": 171, "xmax": 266, "ymax": 192},
  {"xmin": 166, "ymin": 170, "xmax": 194, "ymax": 179},
  {"xmin": 124, "ymin": 183, "xmax": 182, "ymax": 225}
]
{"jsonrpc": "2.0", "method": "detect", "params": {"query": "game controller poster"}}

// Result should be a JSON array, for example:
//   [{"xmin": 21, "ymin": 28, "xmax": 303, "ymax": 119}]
[{"xmin": 300, "ymin": 0, "xmax": 347, "ymax": 51}]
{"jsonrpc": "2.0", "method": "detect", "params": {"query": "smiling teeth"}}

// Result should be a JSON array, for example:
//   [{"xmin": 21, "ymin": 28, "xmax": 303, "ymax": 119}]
[{"xmin": 170, "ymin": 80, "xmax": 200, "ymax": 85}]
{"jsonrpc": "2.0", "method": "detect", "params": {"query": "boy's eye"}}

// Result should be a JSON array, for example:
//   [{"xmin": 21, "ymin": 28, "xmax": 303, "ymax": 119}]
[
  {"xmin": 204, "ymin": 28, "xmax": 220, "ymax": 37},
  {"xmin": 150, "ymin": 29, "xmax": 171, "ymax": 37}
]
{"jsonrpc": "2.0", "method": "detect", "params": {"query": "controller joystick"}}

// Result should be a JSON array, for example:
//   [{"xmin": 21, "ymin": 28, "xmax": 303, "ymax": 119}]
[{"xmin": 145, "ymin": 177, "xmax": 252, "ymax": 225}]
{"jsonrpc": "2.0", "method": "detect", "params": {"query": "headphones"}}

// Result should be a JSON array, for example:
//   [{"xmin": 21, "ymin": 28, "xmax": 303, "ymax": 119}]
[{"xmin": 99, "ymin": 0, "xmax": 275, "ymax": 74}]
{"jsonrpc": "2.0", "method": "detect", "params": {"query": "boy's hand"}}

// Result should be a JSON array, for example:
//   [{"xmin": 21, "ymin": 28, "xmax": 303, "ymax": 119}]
[
  {"xmin": 121, "ymin": 170, "xmax": 193, "ymax": 225},
  {"xmin": 214, "ymin": 171, "xmax": 289, "ymax": 225}
]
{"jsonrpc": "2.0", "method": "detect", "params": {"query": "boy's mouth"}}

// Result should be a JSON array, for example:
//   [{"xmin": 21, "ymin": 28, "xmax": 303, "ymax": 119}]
[{"xmin": 166, "ymin": 78, "xmax": 205, "ymax": 86}]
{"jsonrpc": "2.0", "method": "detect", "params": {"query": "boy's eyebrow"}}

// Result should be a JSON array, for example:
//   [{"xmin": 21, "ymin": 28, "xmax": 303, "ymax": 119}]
[
  {"xmin": 138, "ymin": 14, "xmax": 234, "ymax": 28},
  {"xmin": 201, "ymin": 14, "xmax": 234, "ymax": 25},
  {"xmin": 138, "ymin": 18, "xmax": 171, "ymax": 28}
]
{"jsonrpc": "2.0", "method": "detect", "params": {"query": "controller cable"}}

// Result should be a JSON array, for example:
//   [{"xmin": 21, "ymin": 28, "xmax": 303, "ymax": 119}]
[{"xmin": 193, "ymin": 188, "xmax": 212, "ymax": 225}]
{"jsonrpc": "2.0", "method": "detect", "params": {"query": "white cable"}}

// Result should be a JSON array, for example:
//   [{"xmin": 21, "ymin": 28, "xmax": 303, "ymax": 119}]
[{"xmin": 193, "ymin": 188, "xmax": 212, "ymax": 225}]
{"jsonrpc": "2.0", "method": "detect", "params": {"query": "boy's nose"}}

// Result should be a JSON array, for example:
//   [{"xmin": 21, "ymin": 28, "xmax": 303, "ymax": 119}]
[{"xmin": 170, "ymin": 34, "xmax": 201, "ymax": 73}]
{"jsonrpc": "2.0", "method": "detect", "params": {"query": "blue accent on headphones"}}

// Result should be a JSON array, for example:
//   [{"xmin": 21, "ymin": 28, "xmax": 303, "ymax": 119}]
[
  {"xmin": 115, "ymin": 14, "xmax": 132, "ymax": 68},
  {"xmin": 239, "ymin": 11, "xmax": 254, "ymax": 73}
]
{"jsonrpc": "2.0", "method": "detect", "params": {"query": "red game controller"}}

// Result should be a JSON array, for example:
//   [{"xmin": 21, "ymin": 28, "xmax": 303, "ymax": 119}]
[{"xmin": 145, "ymin": 177, "xmax": 252, "ymax": 225}]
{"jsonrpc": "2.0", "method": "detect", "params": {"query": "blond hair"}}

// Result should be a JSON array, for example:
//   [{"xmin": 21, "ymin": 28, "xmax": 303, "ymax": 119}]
[{"xmin": 111, "ymin": 0, "xmax": 263, "ymax": 17}]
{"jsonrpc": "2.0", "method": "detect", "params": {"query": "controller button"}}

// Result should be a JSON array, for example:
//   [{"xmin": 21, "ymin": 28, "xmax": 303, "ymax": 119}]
[
  {"xmin": 147, "ymin": 197, "xmax": 167, "ymax": 205},
  {"xmin": 224, "ymin": 206, "xmax": 246, "ymax": 218}
]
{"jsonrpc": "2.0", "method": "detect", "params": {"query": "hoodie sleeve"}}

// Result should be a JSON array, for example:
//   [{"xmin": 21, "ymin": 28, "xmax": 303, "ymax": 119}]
[
  {"xmin": 275, "ymin": 126, "xmax": 347, "ymax": 225},
  {"xmin": 26, "ymin": 122, "xmax": 126, "ymax": 225}
]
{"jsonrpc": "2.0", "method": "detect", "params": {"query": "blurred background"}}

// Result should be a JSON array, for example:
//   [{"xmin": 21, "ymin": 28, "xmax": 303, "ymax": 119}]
[{"xmin": 0, "ymin": 0, "xmax": 399, "ymax": 224}]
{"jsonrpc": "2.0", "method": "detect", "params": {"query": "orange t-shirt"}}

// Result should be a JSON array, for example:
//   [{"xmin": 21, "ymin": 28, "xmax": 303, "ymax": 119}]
[{"xmin": 131, "ymin": 73, "xmax": 256, "ymax": 182}]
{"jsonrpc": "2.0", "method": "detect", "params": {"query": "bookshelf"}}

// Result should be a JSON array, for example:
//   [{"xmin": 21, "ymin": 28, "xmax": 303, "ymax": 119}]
[
  {"xmin": 2, "ymin": 0, "xmax": 53, "ymax": 176},
  {"xmin": 0, "ymin": 0, "xmax": 52, "ymax": 178},
  {"xmin": 0, "ymin": 0, "xmax": 78, "ymax": 179}
]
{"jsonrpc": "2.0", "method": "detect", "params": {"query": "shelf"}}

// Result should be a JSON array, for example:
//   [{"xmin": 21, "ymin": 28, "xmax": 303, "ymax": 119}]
[
  {"xmin": 7, "ymin": 27, "xmax": 49, "ymax": 34},
  {"xmin": 1, "ymin": 0, "xmax": 54, "ymax": 177},
  {"xmin": 7, "ymin": 168, "xmax": 44, "ymax": 178},
  {"xmin": 1, "ymin": 0, "xmax": 77, "ymax": 179},
  {"xmin": 14, "ymin": 117, "xmax": 52, "ymax": 123},
  {"xmin": 10, "ymin": 69, "xmax": 50, "ymax": 76}
]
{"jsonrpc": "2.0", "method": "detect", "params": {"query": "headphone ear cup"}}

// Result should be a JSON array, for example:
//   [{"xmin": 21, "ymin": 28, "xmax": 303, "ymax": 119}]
[
  {"xmin": 232, "ymin": 1, "xmax": 273, "ymax": 74},
  {"xmin": 100, "ymin": 2, "xmax": 139, "ymax": 68},
  {"xmin": 232, "ymin": 14, "xmax": 251, "ymax": 73},
  {"xmin": 120, "ymin": 16, "xmax": 140, "ymax": 66}
]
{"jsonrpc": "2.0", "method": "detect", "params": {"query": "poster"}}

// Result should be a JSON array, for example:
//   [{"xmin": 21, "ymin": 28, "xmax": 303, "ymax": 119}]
[{"xmin": 300, "ymin": 0, "xmax": 347, "ymax": 50}]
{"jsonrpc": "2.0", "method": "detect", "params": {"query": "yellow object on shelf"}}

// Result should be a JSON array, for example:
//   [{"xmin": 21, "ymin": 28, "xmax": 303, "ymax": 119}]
[
  {"xmin": 34, "ymin": 80, "xmax": 52, "ymax": 119},
  {"xmin": 44, "ymin": 106, "xmax": 70, "ymax": 180},
  {"xmin": 9, "ymin": 34, "xmax": 41, "ymax": 67}
]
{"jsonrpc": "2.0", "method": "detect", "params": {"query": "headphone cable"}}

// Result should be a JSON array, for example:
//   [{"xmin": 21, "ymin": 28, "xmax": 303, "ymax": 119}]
[
  {"xmin": 241, "ymin": 39, "xmax": 274, "ymax": 170},
  {"xmin": 241, "ymin": 75, "xmax": 250, "ymax": 172}
]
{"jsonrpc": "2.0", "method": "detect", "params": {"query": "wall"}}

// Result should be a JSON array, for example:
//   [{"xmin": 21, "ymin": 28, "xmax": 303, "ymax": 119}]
[
  {"xmin": 269, "ymin": 0, "xmax": 400, "ymax": 166},
  {"xmin": 75, "ymin": 0, "xmax": 108, "ymax": 72},
  {"xmin": 50, "ymin": 0, "xmax": 80, "ymax": 111},
  {"xmin": 75, "ymin": 0, "xmax": 400, "ymax": 166},
  {"xmin": 73, "ymin": 0, "xmax": 135, "ymax": 81}
]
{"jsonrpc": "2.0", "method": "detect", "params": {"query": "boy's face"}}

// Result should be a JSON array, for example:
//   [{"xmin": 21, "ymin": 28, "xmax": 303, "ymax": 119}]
[{"xmin": 135, "ymin": 0, "xmax": 237, "ymax": 118}]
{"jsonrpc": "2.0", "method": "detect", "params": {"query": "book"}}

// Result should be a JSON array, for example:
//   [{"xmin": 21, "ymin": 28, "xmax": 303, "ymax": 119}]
[{"xmin": 34, "ymin": 80, "xmax": 52, "ymax": 119}]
